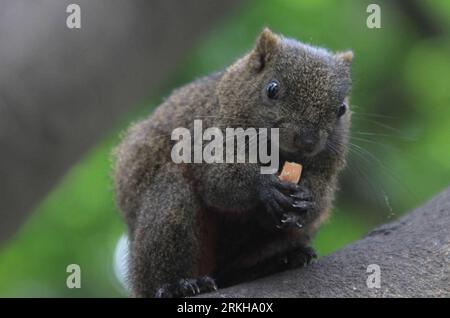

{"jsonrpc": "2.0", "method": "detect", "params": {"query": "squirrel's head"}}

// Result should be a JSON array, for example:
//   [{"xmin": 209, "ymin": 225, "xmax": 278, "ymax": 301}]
[{"xmin": 217, "ymin": 28, "xmax": 353, "ymax": 161}]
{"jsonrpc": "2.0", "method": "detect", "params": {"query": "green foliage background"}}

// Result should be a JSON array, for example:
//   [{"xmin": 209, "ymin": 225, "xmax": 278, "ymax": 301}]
[{"xmin": 0, "ymin": 0, "xmax": 449, "ymax": 296}]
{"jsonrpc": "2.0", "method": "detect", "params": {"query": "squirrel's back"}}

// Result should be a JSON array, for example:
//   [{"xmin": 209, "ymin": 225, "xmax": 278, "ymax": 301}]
[{"xmin": 113, "ymin": 72, "xmax": 222, "ymax": 229}]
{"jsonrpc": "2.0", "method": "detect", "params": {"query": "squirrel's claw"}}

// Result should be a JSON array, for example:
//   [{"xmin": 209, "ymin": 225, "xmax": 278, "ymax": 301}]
[
  {"xmin": 258, "ymin": 175, "xmax": 315, "ymax": 231},
  {"xmin": 198, "ymin": 276, "xmax": 218, "ymax": 292},
  {"xmin": 155, "ymin": 276, "xmax": 218, "ymax": 298},
  {"xmin": 290, "ymin": 186, "xmax": 313, "ymax": 201},
  {"xmin": 292, "ymin": 200, "xmax": 313, "ymax": 210}
]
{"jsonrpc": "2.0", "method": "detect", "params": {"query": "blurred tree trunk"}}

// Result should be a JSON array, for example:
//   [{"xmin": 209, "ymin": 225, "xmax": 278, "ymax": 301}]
[
  {"xmin": 0, "ymin": 0, "xmax": 241, "ymax": 243},
  {"xmin": 204, "ymin": 187, "xmax": 450, "ymax": 297},
  {"xmin": 394, "ymin": 0, "xmax": 445, "ymax": 37}
]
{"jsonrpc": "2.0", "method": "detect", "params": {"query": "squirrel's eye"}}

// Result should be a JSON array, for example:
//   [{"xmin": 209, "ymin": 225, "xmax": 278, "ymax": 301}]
[
  {"xmin": 266, "ymin": 80, "xmax": 280, "ymax": 99},
  {"xmin": 337, "ymin": 102, "xmax": 347, "ymax": 117}
]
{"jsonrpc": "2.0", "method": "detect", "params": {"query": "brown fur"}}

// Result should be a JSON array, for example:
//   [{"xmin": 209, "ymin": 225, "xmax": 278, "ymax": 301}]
[{"xmin": 113, "ymin": 28, "xmax": 353, "ymax": 297}]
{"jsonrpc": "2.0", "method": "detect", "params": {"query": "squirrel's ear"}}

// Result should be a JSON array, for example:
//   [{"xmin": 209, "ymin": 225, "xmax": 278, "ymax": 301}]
[
  {"xmin": 249, "ymin": 27, "xmax": 280, "ymax": 72},
  {"xmin": 335, "ymin": 50, "xmax": 354, "ymax": 66}
]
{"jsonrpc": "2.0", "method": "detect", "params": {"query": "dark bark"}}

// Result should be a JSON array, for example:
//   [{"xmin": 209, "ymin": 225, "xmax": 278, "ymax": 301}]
[{"xmin": 203, "ymin": 187, "xmax": 450, "ymax": 297}]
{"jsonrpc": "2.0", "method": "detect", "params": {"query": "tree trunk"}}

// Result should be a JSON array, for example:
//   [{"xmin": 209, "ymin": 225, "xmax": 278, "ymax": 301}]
[{"xmin": 204, "ymin": 187, "xmax": 450, "ymax": 297}]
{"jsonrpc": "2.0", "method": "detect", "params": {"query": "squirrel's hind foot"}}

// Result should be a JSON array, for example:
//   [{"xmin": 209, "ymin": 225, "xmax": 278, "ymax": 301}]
[
  {"xmin": 285, "ymin": 245, "xmax": 318, "ymax": 269},
  {"xmin": 155, "ymin": 276, "xmax": 218, "ymax": 298}
]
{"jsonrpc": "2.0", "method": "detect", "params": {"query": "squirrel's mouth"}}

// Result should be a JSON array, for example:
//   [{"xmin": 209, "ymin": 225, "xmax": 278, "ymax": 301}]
[
  {"xmin": 278, "ymin": 141, "xmax": 329, "ymax": 170},
  {"xmin": 278, "ymin": 134, "xmax": 327, "ymax": 163}
]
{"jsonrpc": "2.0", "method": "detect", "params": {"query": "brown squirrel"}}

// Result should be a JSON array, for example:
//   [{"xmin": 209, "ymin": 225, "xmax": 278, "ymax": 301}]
[{"xmin": 113, "ymin": 28, "xmax": 353, "ymax": 297}]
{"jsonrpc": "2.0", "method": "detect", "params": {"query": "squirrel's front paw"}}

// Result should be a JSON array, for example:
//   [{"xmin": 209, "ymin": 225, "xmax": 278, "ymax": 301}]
[
  {"xmin": 257, "ymin": 175, "xmax": 310, "ymax": 230},
  {"xmin": 287, "ymin": 182, "xmax": 314, "ymax": 226}
]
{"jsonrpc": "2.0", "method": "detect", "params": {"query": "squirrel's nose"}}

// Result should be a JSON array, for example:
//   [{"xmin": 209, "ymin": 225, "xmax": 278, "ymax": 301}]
[{"xmin": 294, "ymin": 131, "xmax": 317, "ymax": 153}]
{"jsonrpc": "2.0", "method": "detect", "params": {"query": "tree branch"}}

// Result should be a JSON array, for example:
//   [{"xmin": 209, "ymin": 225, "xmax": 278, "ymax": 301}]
[{"xmin": 204, "ymin": 187, "xmax": 450, "ymax": 297}]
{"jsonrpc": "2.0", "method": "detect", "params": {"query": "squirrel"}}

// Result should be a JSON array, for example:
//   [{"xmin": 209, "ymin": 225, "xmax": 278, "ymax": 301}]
[{"xmin": 113, "ymin": 28, "xmax": 353, "ymax": 298}]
